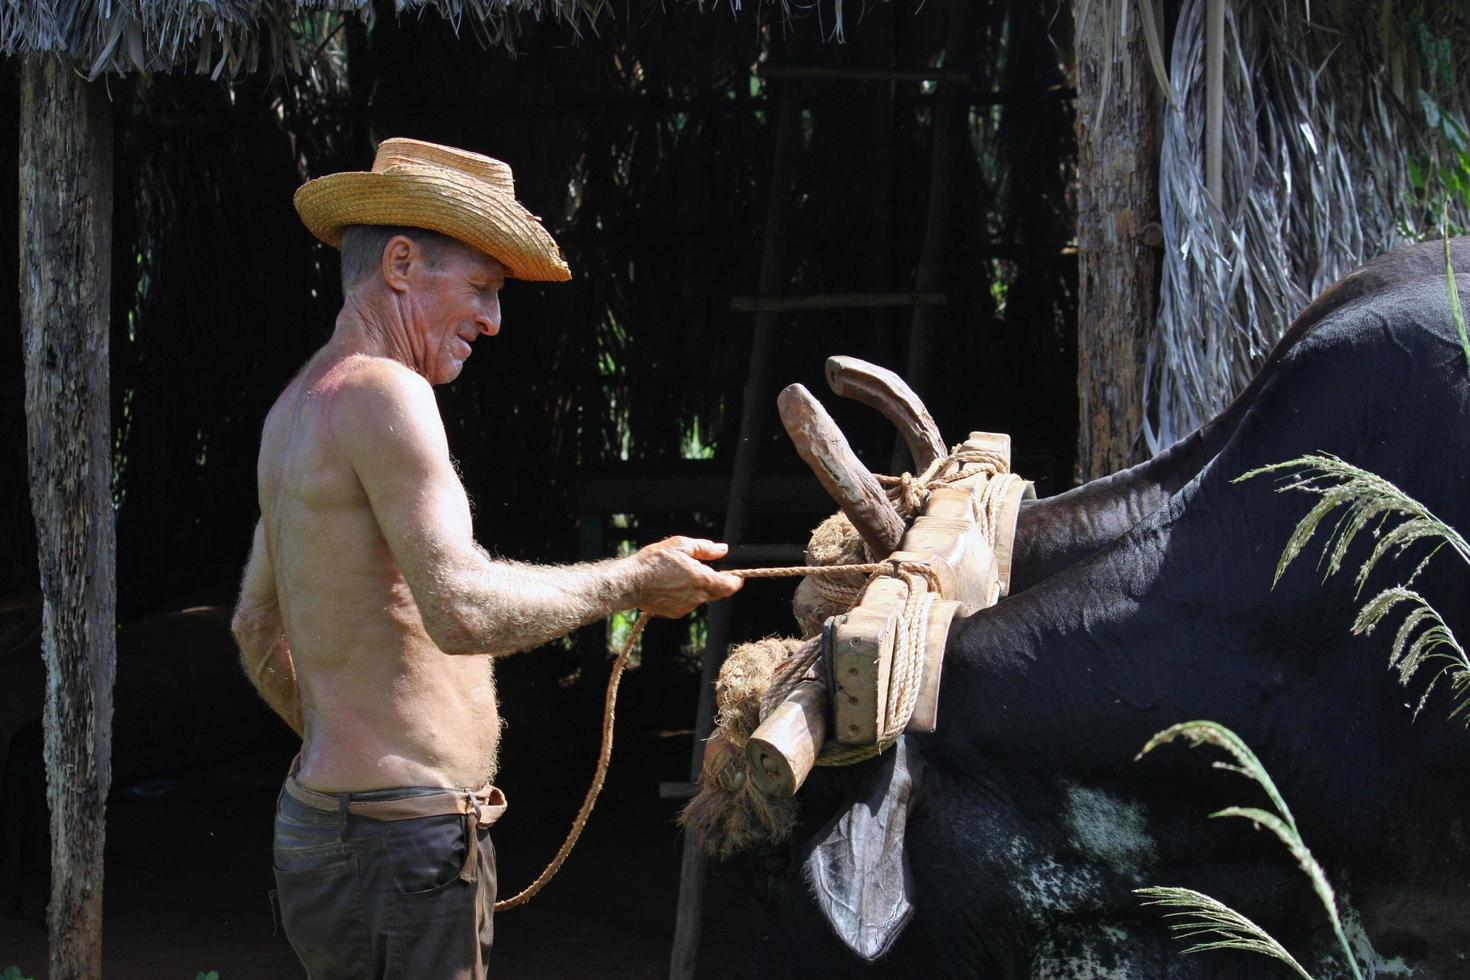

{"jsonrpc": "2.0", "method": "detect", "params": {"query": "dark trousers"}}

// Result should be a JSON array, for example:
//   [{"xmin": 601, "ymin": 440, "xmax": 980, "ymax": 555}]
[{"xmin": 273, "ymin": 785, "xmax": 496, "ymax": 979}]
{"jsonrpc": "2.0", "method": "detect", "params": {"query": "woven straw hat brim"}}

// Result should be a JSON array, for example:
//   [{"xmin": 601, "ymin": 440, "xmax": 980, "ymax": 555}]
[{"xmin": 294, "ymin": 170, "xmax": 571, "ymax": 283}]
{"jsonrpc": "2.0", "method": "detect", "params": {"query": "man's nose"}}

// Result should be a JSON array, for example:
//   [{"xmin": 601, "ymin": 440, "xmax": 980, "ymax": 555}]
[{"xmin": 476, "ymin": 307, "xmax": 500, "ymax": 337}]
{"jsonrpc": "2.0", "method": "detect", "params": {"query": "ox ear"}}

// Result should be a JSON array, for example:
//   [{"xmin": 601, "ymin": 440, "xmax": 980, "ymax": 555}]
[{"xmin": 799, "ymin": 736, "xmax": 919, "ymax": 961}]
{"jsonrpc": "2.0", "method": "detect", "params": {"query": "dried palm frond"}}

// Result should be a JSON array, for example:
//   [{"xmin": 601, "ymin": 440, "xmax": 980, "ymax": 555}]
[
  {"xmin": 0, "ymin": 0, "xmax": 615, "ymax": 77},
  {"xmin": 1133, "ymin": 886, "xmax": 1314, "ymax": 980},
  {"xmin": 1136, "ymin": 720, "xmax": 1363, "ymax": 980},
  {"xmin": 1146, "ymin": 0, "xmax": 1470, "ymax": 453}
]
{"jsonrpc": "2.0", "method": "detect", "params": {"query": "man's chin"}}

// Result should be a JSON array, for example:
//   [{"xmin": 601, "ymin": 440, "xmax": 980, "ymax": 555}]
[{"xmin": 435, "ymin": 360, "xmax": 467, "ymax": 385}]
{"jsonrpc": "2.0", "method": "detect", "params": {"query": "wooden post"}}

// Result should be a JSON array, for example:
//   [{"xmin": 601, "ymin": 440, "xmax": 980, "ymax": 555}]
[
  {"xmin": 19, "ymin": 56, "xmax": 117, "ymax": 980},
  {"xmin": 669, "ymin": 80, "xmax": 800, "ymax": 980},
  {"xmin": 1074, "ymin": 0, "xmax": 1161, "ymax": 481},
  {"xmin": 865, "ymin": 10, "xmax": 898, "ymax": 366}
]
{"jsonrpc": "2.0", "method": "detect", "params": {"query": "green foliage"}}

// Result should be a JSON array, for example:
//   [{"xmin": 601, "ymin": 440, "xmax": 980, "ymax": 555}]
[
  {"xmin": 2, "ymin": 968, "xmax": 34, "ymax": 980},
  {"xmin": 195, "ymin": 972, "xmax": 220, "ymax": 980},
  {"xmin": 1391, "ymin": 3, "xmax": 1470, "ymax": 231},
  {"xmin": 1236, "ymin": 454, "xmax": 1470, "ymax": 723},
  {"xmin": 1135, "ymin": 721, "xmax": 1363, "ymax": 980},
  {"xmin": 1133, "ymin": 887, "xmax": 1313, "ymax": 980},
  {"xmin": 1238, "ymin": 454, "xmax": 1470, "ymax": 593},
  {"xmin": 1354, "ymin": 588, "xmax": 1470, "ymax": 723}
]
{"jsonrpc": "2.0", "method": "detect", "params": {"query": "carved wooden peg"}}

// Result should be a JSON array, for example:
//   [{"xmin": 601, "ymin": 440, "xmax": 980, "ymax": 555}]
[
  {"xmin": 778, "ymin": 383, "xmax": 906, "ymax": 557},
  {"xmin": 746, "ymin": 678, "xmax": 828, "ymax": 798},
  {"xmin": 824, "ymin": 355, "xmax": 946, "ymax": 471}
]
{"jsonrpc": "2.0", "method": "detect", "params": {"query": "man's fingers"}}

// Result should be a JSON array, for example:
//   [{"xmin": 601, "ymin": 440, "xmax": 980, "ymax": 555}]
[
  {"xmin": 711, "ymin": 571, "xmax": 743, "ymax": 596},
  {"xmin": 680, "ymin": 538, "xmax": 729, "ymax": 561}
]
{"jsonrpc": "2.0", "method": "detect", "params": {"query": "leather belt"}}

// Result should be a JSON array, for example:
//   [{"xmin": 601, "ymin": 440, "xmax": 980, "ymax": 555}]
[{"xmin": 284, "ymin": 765, "xmax": 508, "ymax": 883}]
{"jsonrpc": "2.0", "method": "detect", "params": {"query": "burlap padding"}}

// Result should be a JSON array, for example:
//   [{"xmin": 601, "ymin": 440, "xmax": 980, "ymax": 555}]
[
  {"xmin": 679, "ymin": 637, "xmax": 803, "ymax": 858},
  {"xmin": 294, "ymin": 138, "xmax": 571, "ymax": 283}
]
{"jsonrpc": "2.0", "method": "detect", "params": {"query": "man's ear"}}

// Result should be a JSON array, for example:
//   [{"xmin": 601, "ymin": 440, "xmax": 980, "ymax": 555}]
[
  {"xmin": 381, "ymin": 235, "xmax": 416, "ymax": 292},
  {"xmin": 798, "ymin": 736, "xmax": 920, "ymax": 961}
]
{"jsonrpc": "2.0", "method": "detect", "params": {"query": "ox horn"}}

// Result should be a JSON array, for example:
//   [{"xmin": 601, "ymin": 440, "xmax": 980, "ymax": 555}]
[
  {"xmin": 825, "ymin": 355, "xmax": 945, "ymax": 472},
  {"xmin": 778, "ymin": 383, "xmax": 906, "ymax": 557}
]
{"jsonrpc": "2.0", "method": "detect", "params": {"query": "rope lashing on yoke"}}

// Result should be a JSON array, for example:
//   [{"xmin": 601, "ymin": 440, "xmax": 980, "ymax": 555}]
[
  {"xmin": 495, "ymin": 559, "xmax": 923, "ymax": 911},
  {"xmin": 757, "ymin": 562, "xmax": 943, "ymax": 766},
  {"xmin": 498, "ymin": 443, "xmax": 1020, "ymax": 909}
]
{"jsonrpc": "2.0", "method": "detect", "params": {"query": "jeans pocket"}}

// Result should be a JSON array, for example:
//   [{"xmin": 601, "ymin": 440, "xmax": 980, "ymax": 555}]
[
  {"xmin": 274, "ymin": 848, "xmax": 377, "ymax": 979},
  {"xmin": 387, "ymin": 814, "xmax": 467, "ymax": 896}
]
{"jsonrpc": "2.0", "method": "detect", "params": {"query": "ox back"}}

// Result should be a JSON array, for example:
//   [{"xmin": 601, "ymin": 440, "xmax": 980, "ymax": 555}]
[{"xmin": 748, "ymin": 240, "xmax": 1470, "ymax": 979}]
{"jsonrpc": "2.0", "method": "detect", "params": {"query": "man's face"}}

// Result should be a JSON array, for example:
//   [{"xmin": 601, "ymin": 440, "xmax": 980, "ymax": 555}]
[{"xmin": 400, "ymin": 239, "xmax": 507, "ymax": 385}]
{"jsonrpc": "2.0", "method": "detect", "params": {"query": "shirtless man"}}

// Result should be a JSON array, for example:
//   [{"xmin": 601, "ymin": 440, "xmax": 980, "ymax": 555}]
[{"xmin": 231, "ymin": 139, "xmax": 741, "ymax": 979}]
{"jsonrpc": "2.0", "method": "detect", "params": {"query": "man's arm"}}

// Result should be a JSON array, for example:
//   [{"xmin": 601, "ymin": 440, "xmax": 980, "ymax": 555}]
[
  {"xmin": 231, "ymin": 519, "xmax": 305, "ymax": 736},
  {"xmin": 334, "ymin": 364, "xmax": 742, "ymax": 658}
]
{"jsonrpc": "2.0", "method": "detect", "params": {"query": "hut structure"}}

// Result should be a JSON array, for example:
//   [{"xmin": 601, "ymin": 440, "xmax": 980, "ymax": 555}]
[
  {"xmin": 2, "ymin": 0, "xmax": 1467, "ymax": 976},
  {"xmin": 1, "ymin": 2, "xmax": 1077, "ymax": 976}
]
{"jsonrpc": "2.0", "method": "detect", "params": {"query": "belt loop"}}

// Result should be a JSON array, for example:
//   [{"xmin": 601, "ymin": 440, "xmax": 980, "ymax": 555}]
[{"xmin": 337, "ymin": 793, "xmax": 351, "ymax": 842}]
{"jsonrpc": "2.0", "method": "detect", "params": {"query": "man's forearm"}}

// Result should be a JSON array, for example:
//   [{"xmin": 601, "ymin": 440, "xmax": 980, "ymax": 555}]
[
  {"xmin": 232, "ymin": 601, "xmax": 305, "ymax": 736},
  {"xmin": 429, "ymin": 554, "xmax": 641, "ymax": 658}
]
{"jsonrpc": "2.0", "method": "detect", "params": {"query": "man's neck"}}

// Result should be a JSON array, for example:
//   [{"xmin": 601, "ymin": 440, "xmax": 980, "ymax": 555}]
[{"xmin": 329, "ymin": 289, "xmax": 423, "ymax": 376}]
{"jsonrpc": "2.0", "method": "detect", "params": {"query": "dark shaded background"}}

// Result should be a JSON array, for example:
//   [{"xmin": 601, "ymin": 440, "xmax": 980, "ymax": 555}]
[{"xmin": 0, "ymin": 0, "xmax": 1077, "ymax": 973}]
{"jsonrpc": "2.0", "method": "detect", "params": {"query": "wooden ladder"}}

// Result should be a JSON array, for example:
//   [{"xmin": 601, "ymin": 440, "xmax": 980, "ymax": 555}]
[{"xmin": 666, "ymin": 11, "xmax": 976, "ymax": 973}]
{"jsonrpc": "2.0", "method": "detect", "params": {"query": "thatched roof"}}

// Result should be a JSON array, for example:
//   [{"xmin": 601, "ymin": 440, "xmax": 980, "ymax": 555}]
[{"xmin": 0, "ymin": 0, "xmax": 611, "ymax": 77}]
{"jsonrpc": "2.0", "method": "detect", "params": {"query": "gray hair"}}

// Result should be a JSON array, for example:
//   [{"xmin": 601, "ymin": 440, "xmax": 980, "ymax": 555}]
[{"xmin": 339, "ymin": 225, "xmax": 458, "ymax": 291}]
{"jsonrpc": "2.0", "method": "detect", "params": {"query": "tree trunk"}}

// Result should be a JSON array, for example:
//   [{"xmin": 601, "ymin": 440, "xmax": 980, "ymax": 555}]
[
  {"xmin": 1074, "ymin": 1, "xmax": 1161, "ymax": 482},
  {"xmin": 19, "ymin": 56, "xmax": 117, "ymax": 980}
]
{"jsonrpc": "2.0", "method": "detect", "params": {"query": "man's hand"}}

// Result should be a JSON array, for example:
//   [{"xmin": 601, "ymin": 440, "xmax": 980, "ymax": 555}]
[{"xmin": 630, "ymin": 537, "xmax": 743, "ymax": 618}]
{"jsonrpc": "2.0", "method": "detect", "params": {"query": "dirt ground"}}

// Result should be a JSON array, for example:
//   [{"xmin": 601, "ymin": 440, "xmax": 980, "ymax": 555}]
[{"xmin": 0, "ymin": 729, "xmax": 758, "ymax": 979}]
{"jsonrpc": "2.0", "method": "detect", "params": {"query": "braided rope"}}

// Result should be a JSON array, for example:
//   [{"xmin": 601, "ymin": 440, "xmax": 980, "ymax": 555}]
[{"xmin": 494, "ymin": 606, "xmax": 652, "ymax": 910}]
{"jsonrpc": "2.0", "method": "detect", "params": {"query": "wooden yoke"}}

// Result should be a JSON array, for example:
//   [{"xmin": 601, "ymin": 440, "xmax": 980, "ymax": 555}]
[
  {"xmin": 832, "ymin": 432, "xmax": 1030, "ymax": 747},
  {"xmin": 745, "ymin": 360, "xmax": 1032, "ymax": 799}
]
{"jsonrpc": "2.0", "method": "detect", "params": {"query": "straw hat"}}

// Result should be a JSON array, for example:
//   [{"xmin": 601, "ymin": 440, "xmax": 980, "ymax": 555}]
[{"xmin": 293, "ymin": 138, "xmax": 571, "ymax": 282}]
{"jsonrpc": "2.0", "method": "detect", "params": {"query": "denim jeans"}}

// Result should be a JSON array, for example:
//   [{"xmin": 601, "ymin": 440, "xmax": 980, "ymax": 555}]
[{"xmin": 273, "ymin": 785, "xmax": 497, "ymax": 979}]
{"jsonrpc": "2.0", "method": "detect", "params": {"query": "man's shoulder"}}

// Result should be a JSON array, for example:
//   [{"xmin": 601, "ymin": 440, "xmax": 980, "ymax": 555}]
[
  {"xmin": 327, "ymin": 356, "xmax": 445, "ymax": 454},
  {"xmin": 325, "ymin": 355, "xmax": 438, "ymax": 425},
  {"xmin": 329, "ymin": 354, "xmax": 431, "ymax": 402}
]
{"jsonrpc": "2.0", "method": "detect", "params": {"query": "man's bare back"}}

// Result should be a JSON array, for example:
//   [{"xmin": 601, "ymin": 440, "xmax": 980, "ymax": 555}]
[
  {"xmin": 257, "ymin": 349, "xmax": 501, "ymax": 791},
  {"xmin": 233, "ymin": 232, "xmax": 742, "ymax": 795}
]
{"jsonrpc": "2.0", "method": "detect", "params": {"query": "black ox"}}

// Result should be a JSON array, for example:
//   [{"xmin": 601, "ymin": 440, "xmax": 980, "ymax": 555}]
[{"xmin": 748, "ymin": 240, "xmax": 1470, "ymax": 978}]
